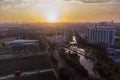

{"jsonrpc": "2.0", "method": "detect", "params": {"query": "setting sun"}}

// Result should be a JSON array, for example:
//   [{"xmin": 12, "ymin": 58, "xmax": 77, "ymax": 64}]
[
  {"xmin": 45, "ymin": 11, "xmax": 58, "ymax": 23},
  {"xmin": 0, "ymin": 0, "xmax": 120, "ymax": 22},
  {"xmin": 33, "ymin": 3, "xmax": 63, "ymax": 23}
]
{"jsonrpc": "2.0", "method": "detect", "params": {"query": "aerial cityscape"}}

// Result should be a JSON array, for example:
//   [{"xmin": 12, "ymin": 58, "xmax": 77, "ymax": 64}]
[{"xmin": 0, "ymin": 0, "xmax": 120, "ymax": 80}]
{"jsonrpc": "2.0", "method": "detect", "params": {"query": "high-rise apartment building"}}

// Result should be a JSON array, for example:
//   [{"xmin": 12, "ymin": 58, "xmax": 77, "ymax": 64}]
[{"xmin": 86, "ymin": 28, "xmax": 116, "ymax": 48}]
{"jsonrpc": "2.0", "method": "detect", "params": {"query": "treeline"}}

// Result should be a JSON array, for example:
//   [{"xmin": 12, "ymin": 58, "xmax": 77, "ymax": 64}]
[
  {"xmin": 75, "ymin": 31, "xmax": 120, "ymax": 80},
  {"xmin": 93, "ymin": 48, "xmax": 120, "ymax": 80}
]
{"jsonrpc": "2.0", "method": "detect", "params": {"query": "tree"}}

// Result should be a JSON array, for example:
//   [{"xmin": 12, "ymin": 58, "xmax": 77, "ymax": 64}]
[{"xmin": 58, "ymin": 67, "xmax": 75, "ymax": 80}]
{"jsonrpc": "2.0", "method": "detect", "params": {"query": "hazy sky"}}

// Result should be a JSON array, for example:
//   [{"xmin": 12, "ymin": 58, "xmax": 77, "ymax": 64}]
[{"xmin": 0, "ymin": 0, "xmax": 120, "ymax": 22}]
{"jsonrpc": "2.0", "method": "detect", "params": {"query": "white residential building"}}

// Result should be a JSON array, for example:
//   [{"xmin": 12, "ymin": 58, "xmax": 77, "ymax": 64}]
[{"xmin": 86, "ymin": 28, "xmax": 116, "ymax": 48}]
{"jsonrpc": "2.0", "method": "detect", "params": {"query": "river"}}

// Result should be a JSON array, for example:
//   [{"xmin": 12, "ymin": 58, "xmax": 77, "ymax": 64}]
[{"xmin": 70, "ymin": 35, "xmax": 99, "ymax": 77}]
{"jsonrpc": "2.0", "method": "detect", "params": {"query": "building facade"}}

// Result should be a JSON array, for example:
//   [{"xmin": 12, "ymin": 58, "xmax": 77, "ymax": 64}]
[{"xmin": 86, "ymin": 28, "xmax": 116, "ymax": 48}]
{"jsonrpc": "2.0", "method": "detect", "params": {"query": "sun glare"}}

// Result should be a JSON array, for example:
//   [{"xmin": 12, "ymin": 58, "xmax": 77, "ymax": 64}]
[
  {"xmin": 45, "ymin": 11, "xmax": 58, "ymax": 23},
  {"xmin": 33, "ymin": 3, "xmax": 62, "ymax": 23}
]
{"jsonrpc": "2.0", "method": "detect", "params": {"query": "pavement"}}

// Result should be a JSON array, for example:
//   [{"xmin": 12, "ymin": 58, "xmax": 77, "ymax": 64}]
[{"xmin": 53, "ymin": 50, "xmax": 69, "ymax": 68}]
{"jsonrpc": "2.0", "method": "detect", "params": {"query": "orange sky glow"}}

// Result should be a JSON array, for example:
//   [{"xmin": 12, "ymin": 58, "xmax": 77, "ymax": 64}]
[{"xmin": 0, "ymin": 0, "xmax": 120, "ymax": 23}]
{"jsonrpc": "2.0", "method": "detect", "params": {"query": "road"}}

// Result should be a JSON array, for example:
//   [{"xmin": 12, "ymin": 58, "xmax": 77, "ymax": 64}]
[
  {"xmin": 0, "ymin": 69, "xmax": 54, "ymax": 80},
  {"xmin": 53, "ymin": 50, "xmax": 69, "ymax": 68}
]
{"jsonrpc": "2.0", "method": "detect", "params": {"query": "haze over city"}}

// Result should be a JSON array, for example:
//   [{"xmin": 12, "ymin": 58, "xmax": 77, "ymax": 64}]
[{"xmin": 0, "ymin": 0, "xmax": 120, "ymax": 80}]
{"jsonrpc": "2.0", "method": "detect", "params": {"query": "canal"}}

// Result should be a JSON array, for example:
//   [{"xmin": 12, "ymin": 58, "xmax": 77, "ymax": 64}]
[{"xmin": 70, "ymin": 34, "xmax": 99, "ymax": 77}]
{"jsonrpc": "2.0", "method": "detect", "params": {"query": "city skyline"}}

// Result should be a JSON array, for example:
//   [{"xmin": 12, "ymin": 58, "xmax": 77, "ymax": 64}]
[{"xmin": 0, "ymin": 0, "xmax": 120, "ymax": 23}]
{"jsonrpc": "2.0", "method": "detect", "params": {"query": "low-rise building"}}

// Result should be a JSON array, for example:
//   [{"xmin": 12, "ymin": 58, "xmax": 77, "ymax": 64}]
[{"xmin": 4, "ymin": 39, "xmax": 39, "ymax": 47}]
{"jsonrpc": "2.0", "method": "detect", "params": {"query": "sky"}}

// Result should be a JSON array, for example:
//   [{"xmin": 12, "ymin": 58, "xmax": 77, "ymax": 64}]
[{"xmin": 0, "ymin": 0, "xmax": 120, "ymax": 23}]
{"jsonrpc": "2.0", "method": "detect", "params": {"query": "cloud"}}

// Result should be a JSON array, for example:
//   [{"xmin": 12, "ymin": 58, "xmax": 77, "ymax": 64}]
[
  {"xmin": 81, "ymin": 0, "xmax": 113, "ymax": 3},
  {"xmin": 0, "ymin": 0, "xmax": 119, "ymax": 10},
  {"xmin": 0, "ymin": 0, "xmax": 35, "ymax": 9},
  {"xmin": 64, "ymin": 0, "xmax": 113, "ymax": 3}
]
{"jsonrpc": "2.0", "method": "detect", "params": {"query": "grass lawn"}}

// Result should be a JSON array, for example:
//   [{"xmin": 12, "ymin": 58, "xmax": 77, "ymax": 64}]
[
  {"xmin": 0, "ymin": 37, "xmax": 15, "ymax": 43},
  {"xmin": 0, "ymin": 55, "xmax": 51, "ymax": 76},
  {"xmin": 12, "ymin": 71, "xmax": 57, "ymax": 80}
]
